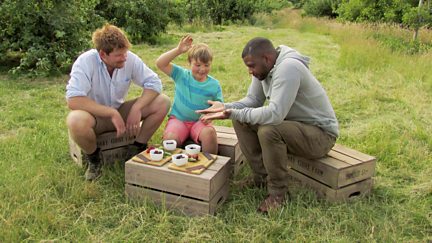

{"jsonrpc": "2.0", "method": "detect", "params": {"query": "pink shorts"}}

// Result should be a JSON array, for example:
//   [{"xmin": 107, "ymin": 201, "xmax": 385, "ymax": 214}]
[{"xmin": 163, "ymin": 116, "xmax": 214, "ymax": 144}]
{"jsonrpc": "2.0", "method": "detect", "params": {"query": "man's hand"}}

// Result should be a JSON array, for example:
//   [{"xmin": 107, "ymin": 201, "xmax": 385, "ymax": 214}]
[
  {"xmin": 177, "ymin": 35, "xmax": 193, "ymax": 54},
  {"xmin": 110, "ymin": 110, "xmax": 126, "ymax": 137},
  {"xmin": 126, "ymin": 106, "xmax": 142, "ymax": 136},
  {"xmin": 200, "ymin": 109, "xmax": 231, "ymax": 123},
  {"xmin": 196, "ymin": 100, "xmax": 225, "ymax": 114}
]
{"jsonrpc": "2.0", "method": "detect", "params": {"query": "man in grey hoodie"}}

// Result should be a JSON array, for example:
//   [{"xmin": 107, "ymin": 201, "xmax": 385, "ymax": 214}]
[{"xmin": 197, "ymin": 37, "xmax": 339, "ymax": 213}]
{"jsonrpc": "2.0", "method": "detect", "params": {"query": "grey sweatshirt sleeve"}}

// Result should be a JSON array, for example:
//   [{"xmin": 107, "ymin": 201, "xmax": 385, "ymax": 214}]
[
  {"xmin": 224, "ymin": 78, "xmax": 266, "ymax": 110},
  {"xmin": 226, "ymin": 60, "xmax": 301, "ymax": 125}
]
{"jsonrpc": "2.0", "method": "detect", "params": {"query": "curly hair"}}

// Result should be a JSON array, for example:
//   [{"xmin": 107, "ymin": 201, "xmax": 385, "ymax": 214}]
[{"xmin": 92, "ymin": 24, "xmax": 131, "ymax": 54}]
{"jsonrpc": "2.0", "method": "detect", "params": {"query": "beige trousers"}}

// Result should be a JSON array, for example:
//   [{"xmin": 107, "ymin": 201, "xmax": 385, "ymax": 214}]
[{"xmin": 233, "ymin": 120, "xmax": 336, "ymax": 196}]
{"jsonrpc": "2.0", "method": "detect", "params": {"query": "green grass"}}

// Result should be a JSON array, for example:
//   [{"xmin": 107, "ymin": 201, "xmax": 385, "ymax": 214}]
[{"xmin": 1, "ymin": 9, "xmax": 431, "ymax": 242}]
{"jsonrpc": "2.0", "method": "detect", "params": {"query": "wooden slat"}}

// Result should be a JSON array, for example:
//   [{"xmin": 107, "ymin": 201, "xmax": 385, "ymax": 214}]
[
  {"xmin": 287, "ymin": 169, "xmax": 372, "ymax": 202},
  {"xmin": 214, "ymin": 125, "xmax": 235, "ymax": 134},
  {"xmin": 216, "ymin": 132, "xmax": 237, "ymax": 140},
  {"xmin": 125, "ymin": 182, "xmax": 229, "ymax": 216},
  {"xmin": 125, "ymin": 156, "xmax": 230, "ymax": 201},
  {"xmin": 217, "ymin": 137, "xmax": 237, "ymax": 147},
  {"xmin": 317, "ymin": 156, "xmax": 348, "ymax": 169},
  {"xmin": 332, "ymin": 144, "xmax": 376, "ymax": 162},
  {"xmin": 327, "ymin": 150, "xmax": 362, "ymax": 166}
]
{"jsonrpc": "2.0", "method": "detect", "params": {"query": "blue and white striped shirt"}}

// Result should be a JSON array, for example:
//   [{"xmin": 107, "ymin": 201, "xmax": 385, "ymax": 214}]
[{"xmin": 170, "ymin": 64, "xmax": 223, "ymax": 121}]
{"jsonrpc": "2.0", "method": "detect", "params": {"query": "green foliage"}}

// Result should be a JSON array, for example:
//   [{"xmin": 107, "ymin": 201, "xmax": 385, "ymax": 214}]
[
  {"xmin": 182, "ymin": 0, "xmax": 290, "ymax": 25},
  {"xmin": 96, "ymin": 0, "xmax": 185, "ymax": 44},
  {"xmin": 402, "ymin": 6, "xmax": 432, "ymax": 29},
  {"xmin": 183, "ymin": 0, "xmax": 255, "ymax": 25},
  {"xmin": 302, "ymin": 0, "xmax": 340, "ymax": 18},
  {"xmin": 335, "ymin": 0, "xmax": 430, "ymax": 26},
  {"xmin": 372, "ymin": 33, "xmax": 432, "ymax": 54},
  {"xmin": 0, "ymin": 0, "xmax": 103, "ymax": 76},
  {"xmin": 1, "ymin": 14, "xmax": 431, "ymax": 240}
]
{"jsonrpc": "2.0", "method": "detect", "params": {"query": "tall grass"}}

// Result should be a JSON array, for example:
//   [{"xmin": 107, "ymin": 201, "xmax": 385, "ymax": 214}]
[{"xmin": 0, "ymin": 8, "xmax": 431, "ymax": 242}]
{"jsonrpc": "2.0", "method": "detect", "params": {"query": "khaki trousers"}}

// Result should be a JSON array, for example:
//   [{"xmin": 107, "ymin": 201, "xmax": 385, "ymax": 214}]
[{"xmin": 233, "ymin": 120, "xmax": 336, "ymax": 196}]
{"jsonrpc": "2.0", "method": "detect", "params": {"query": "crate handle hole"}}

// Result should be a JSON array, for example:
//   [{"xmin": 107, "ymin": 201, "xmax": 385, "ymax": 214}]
[
  {"xmin": 216, "ymin": 196, "xmax": 224, "ymax": 205},
  {"xmin": 349, "ymin": 191, "xmax": 361, "ymax": 198}
]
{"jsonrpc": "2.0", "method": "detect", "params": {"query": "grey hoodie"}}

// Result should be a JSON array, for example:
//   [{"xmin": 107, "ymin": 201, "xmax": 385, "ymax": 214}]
[{"xmin": 225, "ymin": 45, "xmax": 339, "ymax": 137}]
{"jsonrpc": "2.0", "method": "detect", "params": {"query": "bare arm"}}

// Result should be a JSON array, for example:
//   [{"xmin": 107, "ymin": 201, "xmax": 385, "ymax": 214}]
[
  {"xmin": 67, "ymin": 96, "xmax": 126, "ymax": 137},
  {"xmin": 67, "ymin": 96, "xmax": 117, "ymax": 118},
  {"xmin": 156, "ymin": 35, "xmax": 193, "ymax": 76},
  {"xmin": 126, "ymin": 89, "xmax": 160, "ymax": 135}
]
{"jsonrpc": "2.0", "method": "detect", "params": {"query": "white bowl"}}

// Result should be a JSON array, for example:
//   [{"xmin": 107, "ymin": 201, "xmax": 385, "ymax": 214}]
[
  {"xmin": 172, "ymin": 153, "xmax": 188, "ymax": 166},
  {"xmin": 150, "ymin": 148, "xmax": 164, "ymax": 161},
  {"xmin": 163, "ymin": 140, "xmax": 177, "ymax": 151},
  {"xmin": 185, "ymin": 144, "xmax": 201, "ymax": 155}
]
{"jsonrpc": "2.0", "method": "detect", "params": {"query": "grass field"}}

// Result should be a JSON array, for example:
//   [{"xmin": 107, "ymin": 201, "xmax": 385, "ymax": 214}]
[{"xmin": 0, "ymin": 8, "xmax": 431, "ymax": 242}]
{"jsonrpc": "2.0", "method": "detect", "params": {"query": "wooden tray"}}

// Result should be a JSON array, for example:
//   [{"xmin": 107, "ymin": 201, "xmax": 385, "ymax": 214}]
[
  {"xmin": 168, "ymin": 152, "xmax": 217, "ymax": 175},
  {"xmin": 132, "ymin": 148, "xmax": 182, "ymax": 166}
]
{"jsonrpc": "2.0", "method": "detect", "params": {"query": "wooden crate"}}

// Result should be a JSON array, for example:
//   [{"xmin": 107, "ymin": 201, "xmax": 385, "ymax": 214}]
[
  {"xmin": 214, "ymin": 126, "xmax": 246, "ymax": 176},
  {"xmin": 287, "ymin": 168, "xmax": 373, "ymax": 202},
  {"xmin": 125, "ymin": 155, "xmax": 231, "ymax": 216},
  {"xmin": 68, "ymin": 130, "xmax": 135, "ymax": 166},
  {"xmin": 287, "ymin": 144, "xmax": 376, "ymax": 189}
]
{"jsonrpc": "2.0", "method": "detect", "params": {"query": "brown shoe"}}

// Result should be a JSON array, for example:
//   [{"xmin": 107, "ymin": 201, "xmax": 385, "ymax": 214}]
[
  {"xmin": 257, "ymin": 194, "xmax": 288, "ymax": 213},
  {"xmin": 234, "ymin": 176, "xmax": 266, "ymax": 189}
]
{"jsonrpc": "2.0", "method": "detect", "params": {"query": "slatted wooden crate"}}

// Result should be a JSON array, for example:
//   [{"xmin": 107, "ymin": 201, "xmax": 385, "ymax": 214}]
[
  {"xmin": 125, "ymin": 155, "xmax": 231, "ymax": 216},
  {"xmin": 287, "ymin": 168, "xmax": 373, "ymax": 202},
  {"xmin": 68, "ymin": 130, "xmax": 135, "ymax": 166},
  {"xmin": 287, "ymin": 144, "xmax": 376, "ymax": 189},
  {"xmin": 214, "ymin": 126, "xmax": 246, "ymax": 176}
]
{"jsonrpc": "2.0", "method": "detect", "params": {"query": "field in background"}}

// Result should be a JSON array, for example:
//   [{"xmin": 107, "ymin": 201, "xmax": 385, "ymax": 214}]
[{"xmin": 0, "ymin": 9, "xmax": 430, "ymax": 242}]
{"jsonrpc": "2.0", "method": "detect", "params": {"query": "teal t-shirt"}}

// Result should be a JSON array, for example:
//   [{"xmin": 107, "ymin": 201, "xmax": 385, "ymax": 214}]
[{"xmin": 169, "ymin": 64, "xmax": 223, "ymax": 121}]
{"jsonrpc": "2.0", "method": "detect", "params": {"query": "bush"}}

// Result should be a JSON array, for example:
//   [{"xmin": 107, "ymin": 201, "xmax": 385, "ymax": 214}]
[
  {"xmin": 183, "ymin": 0, "xmax": 291, "ymax": 25},
  {"xmin": 96, "ymin": 0, "xmax": 185, "ymax": 44},
  {"xmin": 0, "ymin": 0, "xmax": 103, "ymax": 75},
  {"xmin": 303, "ymin": 0, "xmax": 340, "ymax": 18},
  {"xmin": 335, "ymin": 0, "xmax": 429, "ymax": 26}
]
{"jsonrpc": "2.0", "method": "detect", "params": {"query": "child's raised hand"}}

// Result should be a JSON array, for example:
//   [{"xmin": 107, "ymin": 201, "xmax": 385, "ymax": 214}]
[{"xmin": 177, "ymin": 35, "xmax": 193, "ymax": 53}]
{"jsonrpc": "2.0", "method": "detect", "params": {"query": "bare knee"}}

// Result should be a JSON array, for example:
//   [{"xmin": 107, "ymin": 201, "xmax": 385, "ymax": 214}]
[
  {"xmin": 163, "ymin": 132, "xmax": 181, "ymax": 145},
  {"xmin": 154, "ymin": 94, "xmax": 171, "ymax": 114},
  {"xmin": 66, "ymin": 110, "xmax": 95, "ymax": 133},
  {"xmin": 199, "ymin": 127, "xmax": 218, "ymax": 154}
]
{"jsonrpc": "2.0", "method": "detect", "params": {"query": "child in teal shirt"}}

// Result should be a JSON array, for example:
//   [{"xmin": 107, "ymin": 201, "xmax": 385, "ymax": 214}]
[{"xmin": 156, "ymin": 35, "xmax": 223, "ymax": 154}]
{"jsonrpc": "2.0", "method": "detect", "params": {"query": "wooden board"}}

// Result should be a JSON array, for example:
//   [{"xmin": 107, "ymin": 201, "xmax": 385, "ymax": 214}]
[
  {"xmin": 168, "ymin": 152, "xmax": 217, "ymax": 174},
  {"xmin": 125, "ymin": 155, "xmax": 231, "ymax": 201},
  {"xmin": 96, "ymin": 131, "xmax": 136, "ymax": 150},
  {"xmin": 68, "ymin": 130, "xmax": 136, "ymax": 167},
  {"xmin": 287, "ymin": 144, "xmax": 376, "ymax": 189},
  {"xmin": 125, "ymin": 181, "xmax": 230, "ymax": 216},
  {"xmin": 132, "ymin": 148, "xmax": 182, "ymax": 166},
  {"xmin": 101, "ymin": 146, "xmax": 128, "ymax": 165},
  {"xmin": 214, "ymin": 125, "xmax": 246, "ymax": 176},
  {"xmin": 287, "ymin": 169, "xmax": 372, "ymax": 202}
]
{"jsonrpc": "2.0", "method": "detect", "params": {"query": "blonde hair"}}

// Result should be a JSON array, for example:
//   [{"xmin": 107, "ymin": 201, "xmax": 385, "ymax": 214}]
[
  {"xmin": 187, "ymin": 43, "xmax": 213, "ymax": 64},
  {"xmin": 92, "ymin": 24, "xmax": 131, "ymax": 54}
]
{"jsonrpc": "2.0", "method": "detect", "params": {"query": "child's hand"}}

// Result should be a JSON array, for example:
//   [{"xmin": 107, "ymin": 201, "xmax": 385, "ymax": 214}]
[{"xmin": 177, "ymin": 35, "xmax": 193, "ymax": 53}]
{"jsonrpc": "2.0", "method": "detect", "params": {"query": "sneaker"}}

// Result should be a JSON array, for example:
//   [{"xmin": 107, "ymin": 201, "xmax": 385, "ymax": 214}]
[
  {"xmin": 234, "ymin": 176, "xmax": 266, "ymax": 189},
  {"xmin": 83, "ymin": 149, "xmax": 102, "ymax": 181},
  {"xmin": 257, "ymin": 194, "xmax": 288, "ymax": 214},
  {"xmin": 85, "ymin": 161, "xmax": 102, "ymax": 181}
]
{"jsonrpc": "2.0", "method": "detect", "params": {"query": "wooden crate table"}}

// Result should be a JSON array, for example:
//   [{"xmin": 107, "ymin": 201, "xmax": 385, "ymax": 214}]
[
  {"xmin": 287, "ymin": 144, "xmax": 376, "ymax": 202},
  {"xmin": 214, "ymin": 125, "xmax": 246, "ymax": 176},
  {"xmin": 68, "ymin": 130, "xmax": 135, "ymax": 166},
  {"xmin": 125, "ymin": 154, "xmax": 231, "ymax": 216}
]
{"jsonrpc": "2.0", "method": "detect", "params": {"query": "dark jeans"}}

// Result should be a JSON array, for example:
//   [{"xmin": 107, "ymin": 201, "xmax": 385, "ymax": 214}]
[{"xmin": 233, "ymin": 120, "xmax": 336, "ymax": 195}]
